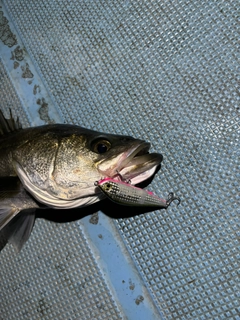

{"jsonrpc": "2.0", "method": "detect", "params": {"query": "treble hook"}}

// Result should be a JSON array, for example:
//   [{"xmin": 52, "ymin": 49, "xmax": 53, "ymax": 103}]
[
  {"xmin": 166, "ymin": 192, "xmax": 181, "ymax": 206},
  {"xmin": 116, "ymin": 170, "xmax": 131, "ymax": 184}
]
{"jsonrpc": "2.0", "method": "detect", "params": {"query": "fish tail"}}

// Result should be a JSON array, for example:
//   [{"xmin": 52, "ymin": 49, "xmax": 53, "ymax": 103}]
[{"xmin": 0, "ymin": 208, "xmax": 35, "ymax": 252}]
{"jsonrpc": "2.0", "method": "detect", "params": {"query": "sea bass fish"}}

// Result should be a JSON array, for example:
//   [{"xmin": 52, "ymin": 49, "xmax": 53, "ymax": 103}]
[{"xmin": 0, "ymin": 110, "xmax": 162, "ymax": 250}]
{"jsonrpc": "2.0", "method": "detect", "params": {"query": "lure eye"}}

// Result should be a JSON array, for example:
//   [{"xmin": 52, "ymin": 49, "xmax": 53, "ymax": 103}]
[
  {"xmin": 105, "ymin": 183, "xmax": 112, "ymax": 191},
  {"xmin": 92, "ymin": 139, "xmax": 111, "ymax": 154}
]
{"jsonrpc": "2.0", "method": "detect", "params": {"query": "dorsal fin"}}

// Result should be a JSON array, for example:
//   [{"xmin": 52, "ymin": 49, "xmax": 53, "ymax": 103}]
[{"xmin": 0, "ymin": 109, "xmax": 22, "ymax": 136}]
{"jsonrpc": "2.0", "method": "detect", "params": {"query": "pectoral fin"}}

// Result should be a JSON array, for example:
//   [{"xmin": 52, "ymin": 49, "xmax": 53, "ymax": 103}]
[
  {"xmin": 0, "ymin": 207, "xmax": 20, "ymax": 230},
  {"xmin": 1, "ymin": 209, "xmax": 35, "ymax": 252},
  {"xmin": 0, "ymin": 177, "xmax": 38, "ymax": 251}
]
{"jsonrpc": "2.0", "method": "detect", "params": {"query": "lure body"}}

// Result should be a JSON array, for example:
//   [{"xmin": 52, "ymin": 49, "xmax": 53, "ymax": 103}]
[{"xmin": 96, "ymin": 178, "xmax": 180, "ymax": 208}]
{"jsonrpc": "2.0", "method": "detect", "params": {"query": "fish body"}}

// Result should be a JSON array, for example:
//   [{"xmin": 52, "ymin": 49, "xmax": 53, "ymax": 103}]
[
  {"xmin": 0, "ymin": 110, "xmax": 163, "ymax": 250},
  {"xmin": 96, "ymin": 178, "xmax": 180, "ymax": 207}
]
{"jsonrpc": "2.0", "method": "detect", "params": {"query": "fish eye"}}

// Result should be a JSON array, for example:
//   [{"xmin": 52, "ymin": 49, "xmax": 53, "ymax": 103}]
[{"xmin": 92, "ymin": 139, "xmax": 111, "ymax": 154}]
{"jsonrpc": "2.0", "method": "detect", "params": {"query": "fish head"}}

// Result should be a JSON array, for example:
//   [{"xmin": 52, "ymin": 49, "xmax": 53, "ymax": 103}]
[
  {"xmin": 92, "ymin": 134, "xmax": 163, "ymax": 185},
  {"xmin": 52, "ymin": 128, "xmax": 163, "ymax": 196}
]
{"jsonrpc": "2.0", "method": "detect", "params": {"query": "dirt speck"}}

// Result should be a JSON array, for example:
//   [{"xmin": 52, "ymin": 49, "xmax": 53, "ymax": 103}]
[
  {"xmin": 37, "ymin": 298, "xmax": 51, "ymax": 315},
  {"xmin": 12, "ymin": 45, "xmax": 24, "ymax": 61},
  {"xmin": 135, "ymin": 295, "xmax": 144, "ymax": 305},
  {"xmin": 65, "ymin": 75, "xmax": 84, "ymax": 88},
  {"xmin": 0, "ymin": 10, "xmax": 17, "ymax": 47},
  {"xmin": 21, "ymin": 63, "xmax": 33, "ymax": 78},
  {"xmin": 33, "ymin": 84, "xmax": 40, "ymax": 95},
  {"xmin": 98, "ymin": 234, "xmax": 103, "ymax": 239},
  {"xmin": 13, "ymin": 61, "xmax": 19, "ymax": 69},
  {"xmin": 129, "ymin": 279, "xmax": 135, "ymax": 290},
  {"xmin": 89, "ymin": 212, "xmax": 99, "ymax": 224},
  {"xmin": 37, "ymin": 98, "xmax": 54, "ymax": 124}
]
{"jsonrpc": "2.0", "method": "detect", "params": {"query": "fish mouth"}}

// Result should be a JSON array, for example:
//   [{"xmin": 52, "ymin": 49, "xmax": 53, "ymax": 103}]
[{"xmin": 113, "ymin": 142, "xmax": 163, "ymax": 185}]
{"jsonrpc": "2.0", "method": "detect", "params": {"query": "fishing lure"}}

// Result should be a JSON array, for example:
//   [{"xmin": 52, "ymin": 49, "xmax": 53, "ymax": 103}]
[{"xmin": 95, "ymin": 178, "xmax": 180, "ymax": 208}]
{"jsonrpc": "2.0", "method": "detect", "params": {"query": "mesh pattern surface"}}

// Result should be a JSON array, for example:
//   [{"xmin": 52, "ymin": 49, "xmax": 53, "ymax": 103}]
[
  {"xmin": 1, "ymin": 219, "xmax": 122, "ymax": 320},
  {"xmin": 0, "ymin": 58, "xmax": 30, "ymax": 125},
  {"xmin": 1, "ymin": 0, "xmax": 239, "ymax": 319}
]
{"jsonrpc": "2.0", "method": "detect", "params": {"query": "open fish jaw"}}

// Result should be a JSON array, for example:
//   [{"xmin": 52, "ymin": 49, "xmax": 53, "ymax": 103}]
[{"xmin": 112, "ymin": 143, "xmax": 163, "ymax": 185}]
